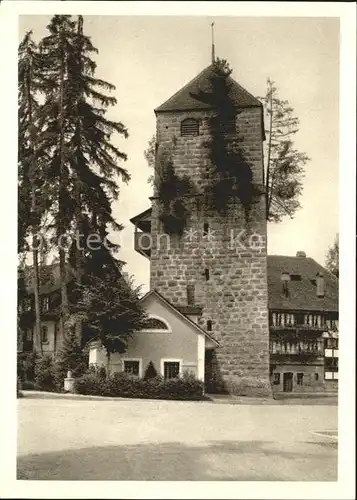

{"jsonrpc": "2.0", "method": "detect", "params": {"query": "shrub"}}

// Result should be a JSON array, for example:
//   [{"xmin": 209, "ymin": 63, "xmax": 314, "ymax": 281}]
[
  {"xmin": 143, "ymin": 361, "xmax": 158, "ymax": 380},
  {"xmin": 17, "ymin": 352, "xmax": 37, "ymax": 382},
  {"xmin": 74, "ymin": 369, "xmax": 205, "ymax": 400},
  {"xmin": 17, "ymin": 376, "xmax": 23, "ymax": 398},
  {"xmin": 73, "ymin": 372, "xmax": 106, "ymax": 395},
  {"xmin": 22, "ymin": 380, "xmax": 36, "ymax": 390},
  {"xmin": 34, "ymin": 355, "xmax": 56, "ymax": 392}
]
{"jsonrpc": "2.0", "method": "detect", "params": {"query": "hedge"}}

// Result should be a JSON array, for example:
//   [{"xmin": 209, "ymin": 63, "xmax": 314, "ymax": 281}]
[{"xmin": 74, "ymin": 370, "xmax": 206, "ymax": 401}]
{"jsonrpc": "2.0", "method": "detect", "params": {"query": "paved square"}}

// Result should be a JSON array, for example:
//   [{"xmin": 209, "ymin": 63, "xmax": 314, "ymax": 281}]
[{"xmin": 17, "ymin": 397, "xmax": 337, "ymax": 481}]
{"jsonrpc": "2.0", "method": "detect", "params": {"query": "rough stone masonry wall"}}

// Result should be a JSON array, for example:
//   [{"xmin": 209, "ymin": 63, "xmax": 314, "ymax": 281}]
[{"xmin": 150, "ymin": 108, "xmax": 271, "ymax": 396}]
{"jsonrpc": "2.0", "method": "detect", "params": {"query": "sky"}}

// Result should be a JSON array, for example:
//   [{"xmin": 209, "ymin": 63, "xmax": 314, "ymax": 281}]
[{"xmin": 18, "ymin": 15, "xmax": 340, "ymax": 292}]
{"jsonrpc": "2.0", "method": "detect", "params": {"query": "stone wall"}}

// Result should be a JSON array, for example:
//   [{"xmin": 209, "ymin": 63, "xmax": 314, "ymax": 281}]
[{"xmin": 150, "ymin": 108, "xmax": 271, "ymax": 396}]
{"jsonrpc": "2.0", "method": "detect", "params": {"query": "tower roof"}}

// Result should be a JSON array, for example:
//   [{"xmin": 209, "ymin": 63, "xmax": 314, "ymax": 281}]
[{"xmin": 155, "ymin": 64, "xmax": 262, "ymax": 113}]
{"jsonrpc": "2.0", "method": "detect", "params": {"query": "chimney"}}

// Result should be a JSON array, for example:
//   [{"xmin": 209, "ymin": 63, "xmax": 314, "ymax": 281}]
[
  {"xmin": 316, "ymin": 272, "xmax": 325, "ymax": 297},
  {"xmin": 281, "ymin": 272, "xmax": 290, "ymax": 297},
  {"xmin": 296, "ymin": 251, "xmax": 306, "ymax": 258}
]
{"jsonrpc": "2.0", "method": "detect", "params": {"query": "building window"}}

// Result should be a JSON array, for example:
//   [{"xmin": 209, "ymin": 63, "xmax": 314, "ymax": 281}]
[
  {"xmin": 325, "ymin": 357, "xmax": 338, "ymax": 370},
  {"xmin": 145, "ymin": 317, "xmax": 169, "ymax": 330},
  {"xmin": 325, "ymin": 338, "xmax": 339, "ymax": 349},
  {"xmin": 297, "ymin": 373, "xmax": 304, "ymax": 385},
  {"xmin": 187, "ymin": 284, "xmax": 195, "ymax": 305},
  {"xmin": 181, "ymin": 118, "xmax": 199, "ymax": 137},
  {"xmin": 273, "ymin": 373, "xmax": 280, "ymax": 385},
  {"xmin": 42, "ymin": 296, "xmax": 50, "ymax": 312},
  {"xmin": 314, "ymin": 373, "xmax": 319, "ymax": 381},
  {"xmin": 204, "ymin": 268, "xmax": 210, "ymax": 281},
  {"xmin": 203, "ymin": 222, "xmax": 209, "ymax": 236},
  {"xmin": 295, "ymin": 313, "xmax": 305, "ymax": 325},
  {"xmin": 123, "ymin": 360, "xmax": 140, "ymax": 377},
  {"xmin": 207, "ymin": 320, "xmax": 212, "ymax": 332},
  {"xmin": 163, "ymin": 361, "xmax": 180, "ymax": 380},
  {"xmin": 41, "ymin": 325, "xmax": 48, "ymax": 343}
]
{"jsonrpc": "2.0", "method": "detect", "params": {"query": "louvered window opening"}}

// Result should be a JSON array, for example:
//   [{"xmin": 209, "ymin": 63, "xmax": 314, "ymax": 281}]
[{"xmin": 181, "ymin": 119, "xmax": 199, "ymax": 137}]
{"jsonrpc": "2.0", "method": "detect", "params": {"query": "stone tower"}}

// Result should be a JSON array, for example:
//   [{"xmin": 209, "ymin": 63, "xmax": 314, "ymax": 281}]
[{"xmin": 135, "ymin": 63, "xmax": 271, "ymax": 396}]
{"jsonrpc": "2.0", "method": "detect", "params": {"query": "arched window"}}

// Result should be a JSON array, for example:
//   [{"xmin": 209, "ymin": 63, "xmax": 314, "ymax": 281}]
[
  {"xmin": 143, "ymin": 316, "xmax": 171, "ymax": 332},
  {"xmin": 181, "ymin": 118, "xmax": 199, "ymax": 137},
  {"xmin": 146, "ymin": 318, "xmax": 168, "ymax": 330}
]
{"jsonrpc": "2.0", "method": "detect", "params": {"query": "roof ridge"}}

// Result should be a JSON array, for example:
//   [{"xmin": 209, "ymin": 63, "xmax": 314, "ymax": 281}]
[{"xmin": 155, "ymin": 64, "xmax": 213, "ymax": 113}]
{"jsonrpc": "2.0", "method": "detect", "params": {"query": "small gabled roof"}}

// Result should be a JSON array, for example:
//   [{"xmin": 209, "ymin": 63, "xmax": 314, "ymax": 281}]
[
  {"xmin": 155, "ymin": 64, "xmax": 262, "ymax": 113},
  {"xmin": 267, "ymin": 255, "xmax": 339, "ymax": 312},
  {"xmin": 139, "ymin": 289, "xmax": 219, "ymax": 346},
  {"xmin": 129, "ymin": 208, "xmax": 152, "ymax": 225}
]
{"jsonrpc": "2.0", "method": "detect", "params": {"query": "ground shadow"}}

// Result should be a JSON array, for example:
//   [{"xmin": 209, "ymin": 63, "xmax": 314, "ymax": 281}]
[{"xmin": 17, "ymin": 438, "xmax": 337, "ymax": 481}]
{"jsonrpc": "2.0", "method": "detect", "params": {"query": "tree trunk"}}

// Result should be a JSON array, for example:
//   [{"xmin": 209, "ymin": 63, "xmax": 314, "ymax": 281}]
[
  {"xmin": 265, "ymin": 79, "xmax": 274, "ymax": 221},
  {"xmin": 106, "ymin": 350, "xmax": 111, "ymax": 377},
  {"xmin": 26, "ymin": 47, "xmax": 42, "ymax": 355},
  {"xmin": 58, "ymin": 28, "xmax": 70, "ymax": 344},
  {"xmin": 31, "ymin": 204, "xmax": 42, "ymax": 355}
]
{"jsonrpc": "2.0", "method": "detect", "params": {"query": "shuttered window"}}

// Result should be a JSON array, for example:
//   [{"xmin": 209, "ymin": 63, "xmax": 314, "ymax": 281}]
[{"xmin": 181, "ymin": 118, "xmax": 199, "ymax": 137}]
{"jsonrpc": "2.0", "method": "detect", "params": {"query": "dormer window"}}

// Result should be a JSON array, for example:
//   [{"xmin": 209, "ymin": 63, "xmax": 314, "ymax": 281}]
[{"xmin": 181, "ymin": 118, "xmax": 199, "ymax": 137}]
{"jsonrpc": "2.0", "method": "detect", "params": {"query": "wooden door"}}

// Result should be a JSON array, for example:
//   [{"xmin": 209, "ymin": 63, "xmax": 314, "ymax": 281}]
[{"xmin": 283, "ymin": 372, "xmax": 293, "ymax": 392}]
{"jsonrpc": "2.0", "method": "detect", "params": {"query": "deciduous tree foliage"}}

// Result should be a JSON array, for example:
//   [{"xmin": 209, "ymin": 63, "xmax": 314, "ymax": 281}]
[
  {"xmin": 259, "ymin": 79, "xmax": 310, "ymax": 222},
  {"xmin": 325, "ymin": 233, "xmax": 339, "ymax": 278},
  {"xmin": 73, "ymin": 265, "xmax": 148, "ymax": 373}
]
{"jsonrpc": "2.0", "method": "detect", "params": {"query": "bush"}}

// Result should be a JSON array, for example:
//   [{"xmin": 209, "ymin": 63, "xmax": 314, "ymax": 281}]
[
  {"xmin": 74, "ymin": 368, "xmax": 205, "ymax": 401},
  {"xmin": 34, "ymin": 355, "xmax": 56, "ymax": 392},
  {"xmin": 22, "ymin": 380, "xmax": 36, "ymax": 390},
  {"xmin": 17, "ymin": 376, "xmax": 23, "ymax": 398},
  {"xmin": 143, "ymin": 361, "xmax": 158, "ymax": 380},
  {"xmin": 17, "ymin": 352, "xmax": 37, "ymax": 382},
  {"xmin": 73, "ymin": 372, "xmax": 106, "ymax": 395}
]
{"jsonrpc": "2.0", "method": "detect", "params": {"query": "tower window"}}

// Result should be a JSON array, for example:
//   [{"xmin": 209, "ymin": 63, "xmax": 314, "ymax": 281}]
[
  {"xmin": 207, "ymin": 320, "xmax": 212, "ymax": 332},
  {"xmin": 203, "ymin": 222, "xmax": 209, "ymax": 236},
  {"xmin": 181, "ymin": 118, "xmax": 199, "ymax": 137},
  {"xmin": 204, "ymin": 268, "xmax": 210, "ymax": 281},
  {"xmin": 187, "ymin": 284, "xmax": 195, "ymax": 305}
]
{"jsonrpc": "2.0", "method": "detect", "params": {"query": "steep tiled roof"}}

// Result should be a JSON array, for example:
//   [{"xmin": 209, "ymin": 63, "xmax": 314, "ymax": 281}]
[
  {"xmin": 155, "ymin": 64, "xmax": 262, "ymax": 113},
  {"xmin": 267, "ymin": 255, "xmax": 338, "ymax": 312}
]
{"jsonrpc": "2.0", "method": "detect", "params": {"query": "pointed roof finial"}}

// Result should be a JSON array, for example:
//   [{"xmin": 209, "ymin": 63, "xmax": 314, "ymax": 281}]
[{"xmin": 211, "ymin": 22, "xmax": 215, "ymax": 64}]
